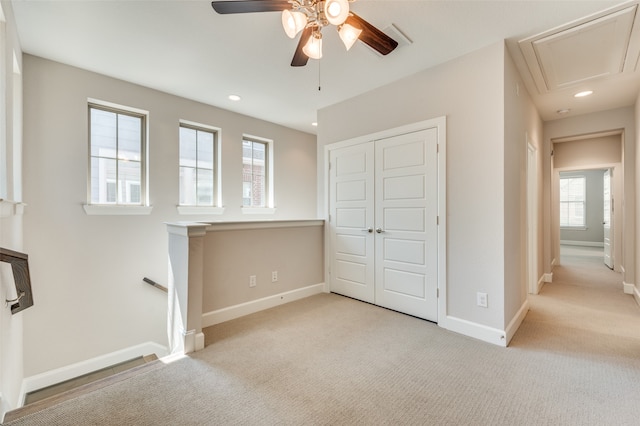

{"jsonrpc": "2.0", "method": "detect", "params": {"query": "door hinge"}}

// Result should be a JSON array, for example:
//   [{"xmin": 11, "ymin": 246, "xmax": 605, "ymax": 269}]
[
  {"xmin": 436, "ymin": 144, "xmax": 439, "ymax": 153},
  {"xmin": 329, "ymin": 161, "xmax": 332, "ymax": 170},
  {"xmin": 328, "ymin": 214, "xmax": 331, "ymax": 222},
  {"xmin": 437, "ymin": 288, "xmax": 439, "ymax": 298},
  {"xmin": 436, "ymin": 216, "xmax": 439, "ymax": 225}
]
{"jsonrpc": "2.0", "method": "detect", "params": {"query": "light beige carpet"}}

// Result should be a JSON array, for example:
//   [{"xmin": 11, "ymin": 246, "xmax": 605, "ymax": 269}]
[{"xmin": 5, "ymin": 252, "xmax": 640, "ymax": 425}]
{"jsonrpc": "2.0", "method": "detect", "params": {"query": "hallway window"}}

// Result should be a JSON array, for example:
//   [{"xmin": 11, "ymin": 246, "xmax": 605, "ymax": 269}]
[
  {"xmin": 560, "ymin": 176, "xmax": 586, "ymax": 227},
  {"xmin": 242, "ymin": 137, "xmax": 269, "ymax": 208},
  {"xmin": 89, "ymin": 103, "xmax": 146, "ymax": 206},
  {"xmin": 179, "ymin": 123, "xmax": 217, "ymax": 206}
]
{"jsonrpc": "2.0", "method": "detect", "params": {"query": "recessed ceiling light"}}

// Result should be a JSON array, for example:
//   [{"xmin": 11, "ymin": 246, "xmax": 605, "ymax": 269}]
[
  {"xmin": 228, "ymin": 94, "xmax": 241, "ymax": 101},
  {"xmin": 311, "ymin": 122, "xmax": 318, "ymax": 127},
  {"xmin": 556, "ymin": 108, "xmax": 571, "ymax": 115},
  {"xmin": 574, "ymin": 90, "xmax": 593, "ymax": 98}
]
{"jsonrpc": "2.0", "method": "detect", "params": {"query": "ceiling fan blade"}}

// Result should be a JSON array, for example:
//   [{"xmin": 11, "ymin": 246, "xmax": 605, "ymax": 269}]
[
  {"xmin": 211, "ymin": 0, "xmax": 291, "ymax": 14},
  {"xmin": 345, "ymin": 12, "xmax": 398, "ymax": 55},
  {"xmin": 291, "ymin": 27, "xmax": 313, "ymax": 67}
]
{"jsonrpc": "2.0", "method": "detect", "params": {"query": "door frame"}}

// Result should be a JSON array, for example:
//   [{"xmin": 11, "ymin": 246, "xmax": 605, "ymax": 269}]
[
  {"xmin": 323, "ymin": 117, "xmax": 447, "ymax": 324},
  {"xmin": 553, "ymin": 164, "xmax": 621, "ymax": 271},
  {"xmin": 550, "ymin": 130, "xmax": 624, "ymax": 273},
  {"xmin": 603, "ymin": 168, "xmax": 614, "ymax": 269},
  {"xmin": 527, "ymin": 139, "xmax": 540, "ymax": 294}
]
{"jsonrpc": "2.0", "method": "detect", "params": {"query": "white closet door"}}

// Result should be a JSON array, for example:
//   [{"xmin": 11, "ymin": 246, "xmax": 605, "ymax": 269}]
[
  {"xmin": 374, "ymin": 129, "xmax": 438, "ymax": 321},
  {"xmin": 329, "ymin": 143, "xmax": 375, "ymax": 303}
]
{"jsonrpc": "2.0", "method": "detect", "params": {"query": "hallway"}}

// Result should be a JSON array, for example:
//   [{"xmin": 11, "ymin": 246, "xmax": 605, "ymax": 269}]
[{"xmin": 512, "ymin": 244, "xmax": 640, "ymax": 356}]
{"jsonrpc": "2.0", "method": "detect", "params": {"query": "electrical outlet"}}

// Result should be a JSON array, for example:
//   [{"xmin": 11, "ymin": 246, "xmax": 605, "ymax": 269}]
[
  {"xmin": 477, "ymin": 292, "xmax": 488, "ymax": 308},
  {"xmin": 249, "ymin": 275, "xmax": 256, "ymax": 288},
  {"xmin": 272, "ymin": 271, "xmax": 278, "ymax": 282}
]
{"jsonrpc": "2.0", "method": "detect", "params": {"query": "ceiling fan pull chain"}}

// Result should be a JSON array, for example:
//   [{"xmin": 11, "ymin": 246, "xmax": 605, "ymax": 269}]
[{"xmin": 318, "ymin": 58, "xmax": 322, "ymax": 91}]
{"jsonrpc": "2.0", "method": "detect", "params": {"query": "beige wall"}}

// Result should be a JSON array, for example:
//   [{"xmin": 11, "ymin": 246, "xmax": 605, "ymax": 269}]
[
  {"xmin": 318, "ymin": 42, "xmax": 509, "ymax": 333},
  {"xmin": 21, "ymin": 55, "xmax": 317, "ymax": 376},
  {"xmin": 544, "ymin": 107, "xmax": 635, "ymax": 284},
  {"xmin": 554, "ymin": 135, "xmax": 622, "ymax": 168},
  {"xmin": 203, "ymin": 225, "xmax": 323, "ymax": 312},
  {"xmin": 503, "ymin": 47, "xmax": 544, "ymax": 327}
]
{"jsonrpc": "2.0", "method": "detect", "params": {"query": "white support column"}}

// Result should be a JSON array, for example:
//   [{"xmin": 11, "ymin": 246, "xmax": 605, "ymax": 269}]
[{"xmin": 166, "ymin": 222, "xmax": 208, "ymax": 355}]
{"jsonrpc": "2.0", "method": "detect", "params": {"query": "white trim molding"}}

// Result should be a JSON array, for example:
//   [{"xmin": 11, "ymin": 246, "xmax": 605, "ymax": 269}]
[
  {"xmin": 623, "ymin": 282, "xmax": 639, "ymax": 308},
  {"xmin": 533, "ymin": 275, "xmax": 546, "ymax": 294},
  {"xmin": 623, "ymin": 281, "xmax": 634, "ymax": 295},
  {"xmin": 543, "ymin": 273, "xmax": 553, "ymax": 283},
  {"xmin": 439, "ymin": 315, "xmax": 507, "ymax": 347},
  {"xmin": 560, "ymin": 240, "xmax": 604, "ymax": 247},
  {"xmin": 202, "ymin": 283, "xmax": 324, "ymax": 327},
  {"xmin": 505, "ymin": 300, "xmax": 530, "ymax": 345},
  {"xmin": 20, "ymin": 342, "xmax": 168, "ymax": 405}
]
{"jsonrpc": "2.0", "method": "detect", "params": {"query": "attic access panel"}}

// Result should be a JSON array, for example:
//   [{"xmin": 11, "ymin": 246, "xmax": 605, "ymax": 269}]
[{"xmin": 519, "ymin": 4, "xmax": 640, "ymax": 93}]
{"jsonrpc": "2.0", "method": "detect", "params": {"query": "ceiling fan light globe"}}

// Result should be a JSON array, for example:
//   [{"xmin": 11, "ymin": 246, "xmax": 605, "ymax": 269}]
[
  {"xmin": 302, "ymin": 33, "xmax": 323, "ymax": 60},
  {"xmin": 282, "ymin": 10, "xmax": 308, "ymax": 39},
  {"xmin": 338, "ymin": 23, "xmax": 362, "ymax": 50},
  {"xmin": 325, "ymin": 0, "xmax": 349, "ymax": 26}
]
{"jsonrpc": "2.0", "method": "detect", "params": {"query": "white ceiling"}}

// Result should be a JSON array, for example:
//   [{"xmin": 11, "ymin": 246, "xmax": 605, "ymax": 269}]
[{"xmin": 10, "ymin": 0, "xmax": 640, "ymax": 134}]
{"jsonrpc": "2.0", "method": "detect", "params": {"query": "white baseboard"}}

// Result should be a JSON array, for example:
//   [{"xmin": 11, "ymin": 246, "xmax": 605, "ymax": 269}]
[
  {"xmin": 202, "ymin": 283, "xmax": 325, "ymax": 328},
  {"xmin": 623, "ymin": 282, "xmax": 634, "ymax": 295},
  {"xmin": 20, "ymin": 341, "xmax": 168, "ymax": 404},
  {"xmin": 439, "ymin": 316, "xmax": 507, "ymax": 347},
  {"xmin": 560, "ymin": 240, "xmax": 604, "ymax": 247},
  {"xmin": 543, "ymin": 272, "xmax": 553, "ymax": 283},
  {"xmin": 623, "ymin": 282, "xmax": 639, "ymax": 307},
  {"xmin": 505, "ymin": 300, "xmax": 529, "ymax": 345},
  {"xmin": 551, "ymin": 258, "xmax": 557, "ymax": 267},
  {"xmin": 533, "ymin": 275, "xmax": 545, "ymax": 294}
]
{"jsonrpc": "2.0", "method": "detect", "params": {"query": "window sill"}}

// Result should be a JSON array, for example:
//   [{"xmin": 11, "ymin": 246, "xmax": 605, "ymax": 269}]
[
  {"xmin": 560, "ymin": 226, "xmax": 588, "ymax": 231},
  {"xmin": 83, "ymin": 205, "xmax": 153, "ymax": 216},
  {"xmin": 241, "ymin": 207, "xmax": 276, "ymax": 215},
  {"xmin": 177, "ymin": 206, "xmax": 225, "ymax": 215}
]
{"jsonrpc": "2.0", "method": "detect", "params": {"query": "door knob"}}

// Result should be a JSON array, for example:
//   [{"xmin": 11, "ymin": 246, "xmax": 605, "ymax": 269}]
[
  {"xmin": 362, "ymin": 228, "xmax": 373, "ymax": 233},
  {"xmin": 376, "ymin": 228, "xmax": 385, "ymax": 233}
]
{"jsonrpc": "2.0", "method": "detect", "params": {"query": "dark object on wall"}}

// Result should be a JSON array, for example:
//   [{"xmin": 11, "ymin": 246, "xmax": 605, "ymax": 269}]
[{"xmin": 0, "ymin": 248, "xmax": 34, "ymax": 314}]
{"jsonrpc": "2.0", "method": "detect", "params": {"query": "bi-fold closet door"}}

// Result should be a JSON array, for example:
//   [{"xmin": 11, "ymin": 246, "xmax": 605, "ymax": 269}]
[{"xmin": 329, "ymin": 128, "xmax": 439, "ymax": 322}]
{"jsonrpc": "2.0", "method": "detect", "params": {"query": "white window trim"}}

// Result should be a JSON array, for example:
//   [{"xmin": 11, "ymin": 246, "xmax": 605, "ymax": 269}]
[
  {"xmin": 178, "ymin": 119, "xmax": 222, "ymax": 210},
  {"xmin": 241, "ymin": 134, "xmax": 274, "ymax": 213},
  {"xmin": 84, "ymin": 98, "xmax": 150, "ymax": 214}
]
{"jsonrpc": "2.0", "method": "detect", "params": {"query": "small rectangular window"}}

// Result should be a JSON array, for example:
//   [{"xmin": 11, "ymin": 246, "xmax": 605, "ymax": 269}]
[
  {"xmin": 560, "ymin": 176, "xmax": 586, "ymax": 227},
  {"xmin": 179, "ymin": 124, "xmax": 217, "ymax": 206},
  {"xmin": 242, "ymin": 138, "xmax": 268, "ymax": 208},
  {"xmin": 89, "ymin": 103, "xmax": 146, "ymax": 206}
]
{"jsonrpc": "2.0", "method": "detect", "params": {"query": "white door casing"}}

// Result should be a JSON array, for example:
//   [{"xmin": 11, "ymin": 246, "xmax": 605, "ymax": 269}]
[
  {"xmin": 603, "ymin": 168, "xmax": 613, "ymax": 269},
  {"xmin": 527, "ymin": 141, "xmax": 539, "ymax": 294}
]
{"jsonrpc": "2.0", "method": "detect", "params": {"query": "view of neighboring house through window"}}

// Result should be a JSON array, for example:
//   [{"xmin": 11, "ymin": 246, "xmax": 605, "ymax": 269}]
[
  {"xmin": 242, "ymin": 138, "xmax": 267, "ymax": 207},
  {"xmin": 89, "ymin": 104, "xmax": 145, "ymax": 205},
  {"xmin": 559, "ymin": 175, "xmax": 586, "ymax": 227},
  {"xmin": 179, "ymin": 124, "xmax": 216, "ymax": 206}
]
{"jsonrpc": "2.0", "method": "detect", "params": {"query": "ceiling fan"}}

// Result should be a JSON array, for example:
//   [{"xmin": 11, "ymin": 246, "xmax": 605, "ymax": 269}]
[{"xmin": 210, "ymin": 0, "xmax": 398, "ymax": 66}]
